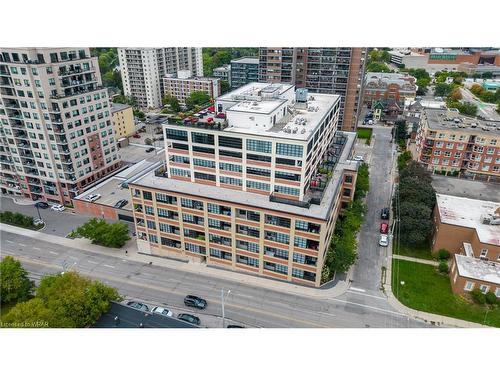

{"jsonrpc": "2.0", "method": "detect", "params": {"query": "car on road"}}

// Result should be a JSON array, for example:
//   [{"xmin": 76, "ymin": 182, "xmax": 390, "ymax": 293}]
[
  {"xmin": 84, "ymin": 194, "xmax": 101, "ymax": 202},
  {"xmin": 132, "ymin": 134, "xmax": 141, "ymax": 138},
  {"xmin": 126, "ymin": 301, "xmax": 150, "ymax": 312},
  {"xmin": 379, "ymin": 234, "xmax": 389, "ymax": 247},
  {"xmin": 184, "ymin": 295, "xmax": 207, "ymax": 309},
  {"xmin": 35, "ymin": 201, "xmax": 49, "ymax": 209},
  {"xmin": 177, "ymin": 313, "xmax": 200, "ymax": 326},
  {"xmin": 151, "ymin": 306, "xmax": 173, "ymax": 317},
  {"xmin": 380, "ymin": 222, "xmax": 389, "ymax": 234},
  {"xmin": 145, "ymin": 147, "xmax": 155, "ymax": 153},
  {"xmin": 50, "ymin": 204, "xmax": 65, "ymax": 212},
  {"xmin": 113, "ymin": 199, "xmax": 128, "ymax": 209},
  {"xmin": 216, "ymin": 112, "xmax": 226, "ymax": 119},
  {"xmin": 353, "ymin": 155, "xmax": 364, "ymax": 162},
  {"xmin": 381, "ymin": 207, "xmax": 390, "ymax": 220}
]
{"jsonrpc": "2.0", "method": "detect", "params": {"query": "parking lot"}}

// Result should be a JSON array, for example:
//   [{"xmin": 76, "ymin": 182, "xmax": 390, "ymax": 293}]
[{"xmin": 118, "ymin": 143, "xmax": 164, "ymax": 164}]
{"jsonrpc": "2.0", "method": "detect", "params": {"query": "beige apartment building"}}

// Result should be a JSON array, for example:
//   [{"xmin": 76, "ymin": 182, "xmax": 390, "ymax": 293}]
[
  {"xmin": 0, "ymin": 48, "xmax": 121, "ymax": 205},
  {"xmin": 163, "ymin": 70, "xmax": 220, "ymax": 105},
  {"xmin": 258, "ymin": 48, "xmax": 367, "ymax": 131},
  {"xmin": 111, "ymin": 103, "xmax": 135, "ymax": 138},
  {"xmin": 413, "ymin": 108, "xmax": 500, "ymax": 182},
  {"xmin": 129, "ymin": 83, "xmax": 359, "ymax": 287}
]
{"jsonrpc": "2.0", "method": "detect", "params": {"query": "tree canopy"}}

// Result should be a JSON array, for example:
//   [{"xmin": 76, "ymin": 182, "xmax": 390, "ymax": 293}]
[
  {"xmin": 0, "ymin": 256, "xmax": 33, "ymax": 304},
  {"xmin": 3, "ymin": 271, "xmax": 120, "ymax": 328},
  {"xmin": 202, "ymin": 48, "xmax": 258, "ymax": 76},
  {"xmin": 162, "ymin": 94, "xmax": 181, "ymax": 113},
  {"xmin": 72, "ymin": 218, "xmax": 130, "ymax": 248},
  {"xmin": 92, "ymin": 48, "xmax": 122, "ymax": 91},
  {"xmin": 186, "ymin": 91, "xmax": 211, "ymax": 110}
]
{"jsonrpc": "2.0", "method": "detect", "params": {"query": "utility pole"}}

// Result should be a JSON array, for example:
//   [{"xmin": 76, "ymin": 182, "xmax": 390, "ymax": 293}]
[{"xmin": 221, "ymin": 289, "xmax": 231, "ymax": 328}]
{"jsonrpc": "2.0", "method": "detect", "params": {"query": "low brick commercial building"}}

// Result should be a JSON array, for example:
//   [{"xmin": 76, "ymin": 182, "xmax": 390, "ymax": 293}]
[
  {"xmin": 363, "ymin": 72, "xmax": 417, "ymax": 107},
  {"xmin": 450, "ymin": 253, "xmax": 500, "ymax": 298},
  {"xmin": 432, "ymin": 194, "xmax": 500, "ymax": 259}
]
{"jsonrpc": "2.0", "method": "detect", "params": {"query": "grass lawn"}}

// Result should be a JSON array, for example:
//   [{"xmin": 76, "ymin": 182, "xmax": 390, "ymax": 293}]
[
  {"xmin": 394, "ymin": 240, "xmax": 434, "ymax": 261},
  {"xmin": 357, "ymin": 128, "xmax": 372, "ymax": 145},
  {"xmin": 392, "ymin": 259, "xmax": 500, "ymax": 327}
]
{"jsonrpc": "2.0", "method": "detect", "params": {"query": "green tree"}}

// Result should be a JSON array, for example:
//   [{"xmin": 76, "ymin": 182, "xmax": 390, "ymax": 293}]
[
  {"xmin": 399, "ymin": 160, "xmax": 433, "ymax": 184},
  {"xmin": 186, "ymin": 91, "xmax": 211, "ymax": 110},
  {"xmin": 162, "ymin": 94, "xmax": 181, "ymax": 112},
  {"xmin": 434, "ymin": 83, "xmax": 453, "ymax": 97},
  {"xmin": 397, "ymin": 151, "xmax": 412, "ymax": 170},
  {"xmin": 497, "ymin": 102, "xmax": 500, "ymax": 114},
  {"xmin": 397, "ymin": 201, "xmax": 432, "ymax": 246},
  {"xmin": 354, "ymin": 163, "xmax": 369, "ymax": 200},
  {"xmin": 0, "ymin": 256, "xmax": 34, "ymax": 304},
  {"xmin": 113, "ymin": 95, "xmax": 136, "ymax": 106},
  {"xmin": 366, "ymin": 61, "xmax": 391, "ymax": 73},
  {"xmin": 449, "ymin": 87, "xmax": 462, "ymax": 101},
  {"xmin": 395, "ymin": 120, "xmax": 408, "ymax": 143},
  {"xmin": 73, "ymin": 218, "xmax": 130, "ymax": 248},
  {"xmin": 220, "ymin": 80, "xmax": 231, "ymax": 94},
  {"xmin": 398, "ymin": 179, "xmax": 436, "ymax": 209},
  {"xmin": 2, "ymin": 298, "xmax": 52, "ymax": 328}
]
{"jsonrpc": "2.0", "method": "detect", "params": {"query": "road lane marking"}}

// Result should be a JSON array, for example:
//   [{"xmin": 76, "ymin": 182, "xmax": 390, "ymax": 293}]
[
  {"xmin": 18, "ymin": 243, "xmax": 27, "ymax": 247},
  {"xmin": 349, "ymin": 287, "xmax": 366, "ymax": 292},
  {"xmin": 6, "ymin": 240, "xmax": 14, "ymax": 244},
  {"xmin": 346, "ymin": 290, "xmax": 387, "ymax": 300},
  {"xmin": 87, "ymin": 260, "xmax": 99, "ymax": 264},
  {"xmin": 329, "ymin": 297, "xmax": 406, "ymax": 317},
  {"xmin": 33, "ymin": 247, "xmax": 41, "ymax": 251},
  {"xmin": 103, "ymin": 264, "xmax": 115, "ymax": 268},
  {"xmin": 49, "ymin": 251, "xmax": 59, "ymax": 255},
  {"xmin": 10, "ymin": 254, "xmax": 327, "ymax": 328}
]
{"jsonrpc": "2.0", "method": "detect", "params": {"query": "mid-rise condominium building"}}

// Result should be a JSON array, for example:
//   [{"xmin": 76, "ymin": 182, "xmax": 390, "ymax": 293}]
[
  {"xmin": 163, "ymin": 70, "xmax": 220, "ymax": 105},
  {"xmin": 258, "ymin": 48, "xmax": 367, "ymax": 131},
  {"xmin": 412, "ymin": 108, "xmax": 500, "ymax": 182},
  {"xmin": 230, "ymin": 57, "xmax": 259, "ymax": 88},
  {"xmin": 213, "ymin": 64, "xmax": 231, "ymax": 86},
  {"xmin": 0, "ymin": 48, "xmax": 121, "ymax": 205},
  {"xmin": 118, "ymin": 48, "xmax": 203, "ymax": 109},
  {"xmin": 128, "ymin": 82, "xmax": 359, "ymax": 287},
  {"xmin": 111, "ymin": 103, "xmax": 135, "ymax": 138}
]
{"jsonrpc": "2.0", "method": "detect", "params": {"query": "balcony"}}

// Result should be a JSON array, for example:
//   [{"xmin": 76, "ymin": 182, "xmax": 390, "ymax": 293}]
[
  {"xmin": 21, "ymin": 158, "xmax": 35, "ymax": 167},
  {"xmin": 27, "ymin": 177, "xmax": 41, "ymax": 185},
  {"xmin": 55, "ymin": 135, "xmax": 68, "ymax": 144},
  {"xmin": 16, "ymin": 141, "xmax": 31, "ymax": 149},
  {"xmin": 24, "ymin": 167, "xmax": 39, "ymax": 176},
  {"xmin": 13, "ymin": 130, "xmax": 28, "ymax": 139},
  {"xmin": 57, "ymin": 146, "xmax": 71, "ymax": 154}
]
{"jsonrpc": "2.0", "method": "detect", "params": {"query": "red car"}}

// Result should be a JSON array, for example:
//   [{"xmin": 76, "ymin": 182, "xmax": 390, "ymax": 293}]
[
  {"xmin": 380, "ymin": 222, "xmax": 389, "ymax": 234},
  {"xmin": 132, "ymin": 134, "xmax": 141, "ymax": 138},
  {"xmin": 216, "ymin": 112, "xmax": 226, "ymax": 119},
  {"xmin": 207, "ymin": 117, "xmax": 214, "ymax": 123}
]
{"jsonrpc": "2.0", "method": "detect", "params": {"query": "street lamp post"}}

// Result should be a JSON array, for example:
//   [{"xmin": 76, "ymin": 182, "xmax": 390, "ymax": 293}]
[
  {"xmin": 221, "ymin": 289, "xmax": 231, "ymax": 328},
  {"xmin": 35, "ymin": 204, "xmax": 42, "ymax": 221}
]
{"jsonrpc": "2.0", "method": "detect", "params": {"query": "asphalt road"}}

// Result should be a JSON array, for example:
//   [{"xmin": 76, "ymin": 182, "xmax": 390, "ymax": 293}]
[
  {"xmin": 1, "ymin": 230, "xmax": 428, "ymax": 328},
  {"xmin": 350, "ymin": 126, "xmax": 395, "ymax": 294}
]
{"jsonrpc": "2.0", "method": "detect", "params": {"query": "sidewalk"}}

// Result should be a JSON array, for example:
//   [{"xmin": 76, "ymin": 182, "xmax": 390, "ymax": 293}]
[
  {"xmin": 392, "ymin": 254, "xmax": 439, "ymax": 266},
  {"xmin": 0, "ymin": 223, "xmax": 350, "ymax": 300}
]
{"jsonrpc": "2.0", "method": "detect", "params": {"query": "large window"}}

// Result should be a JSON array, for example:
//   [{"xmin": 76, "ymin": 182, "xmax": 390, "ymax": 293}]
[
  {"xmin": 166, "ymin": 128, "xmax": 188, "ymax": 141},
  {"xmin": 155, "ymin": 192, "xmax": 177, "ymax": 205},
  {"xmin": 191, "ymin": 132, "xmax": 214, "ymax": 145},
  {"xmin": 236, "ymin": 240, "xmax": 260, "ymax": 253},
  {"xmin": 275, "ymin": 171, "xmax": 301, "ymax": 181},
  {"xmin": 157, "ymin": 208, "xmax": 177, "ymax": 219},
  {"xmin": 208, "ymin": 218, "xmax": 231, "ymax": 231},
  {"xmin": 192, "ymin": 146, "xmax": 215, "ymax": 154},
  {"xmin": 265, "ymin": 231, "xmax": 289, "ymax": 244},
  {"xmin": 159, "ymin": 223, "xmax": 179, "ymax": 234},
  {"xmin": 265, "ymin": 214, "xmax": 291, "ymax": 228},
  {"xmin": 194, "ymin": 172, "xmax": 216, "ymax": 181},
  {"xmin": 247, "ymin": 153, "xmax": 272, "ymax": 163},
  {"xmin": 264, "ymin": 246, "xmax": 289, "ymax": 260},
  {"xmin": 172, "ymin": 142, "xmax": 189, "ymax": 150},
  {"xmin": 246, "ymin": 180, "xmax": 270, "ymax": 191},
  {"xmin": 236, "ymin": 224, "xmax": 260, "ymax": 238},
  {"xmin": 274, "ymin": 185, "xmax": 300, "ymax": 196},
  {"xmin": 219, "ymin": 149, "xmax": 242, "ymax": 158},
  {"xmin": 264, "ymin": 261, "xmax": 288, "ymax": 275},
  {"xmin": 171, "ymin": 168, "xmax": 191, "ymax": 177},
  {"xmin": 181, "ymin": 198, "xmax": 204, "ymax": 210},
  {"xmin": 209, "ymin": 234, "xmax": 232, "ymax": 246},
  {"xmin": 219, "ymin": 162, "xmax": 242, "ymax": 172},
  {"xmin": 219, "ymin": 136, "xmax": 242, "ymax": 149},
  {"xmin": 247, "ymin": 139, "xmax": 272, "ymax": 153},
  {"xmin": 143, "ymin": 191, "xmax": 152, "ymax": 200},
  {"xmin": 185, "ymin": 243, "xmax": 206, "ymax": 254},
  {"xmin": 208, "ymin": 203, "xmax": 231, "ymax": 216},
  {"xmin": 236, "ymin": 209, "xmax": 260, "ymax": 222},
  {"xmin": 220, "ymin": 176, "xmax": 242, "ymax": 186},
  {"xmin": 193, "ymin": 158, "xmax": 215, "ymax": 168},
  {"xmin": 171, "ymin": 155, "xmax": 190, "ymax": 164},
  {"xmin": 276, "ymin": 143, "xmax": 303, "ymax": 157},
  {"xmin": 247, "ymin": 166, "xmax": 270, "ymax": 177}
]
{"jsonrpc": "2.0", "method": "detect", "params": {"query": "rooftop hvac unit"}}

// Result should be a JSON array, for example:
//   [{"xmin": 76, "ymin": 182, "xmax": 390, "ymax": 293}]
[
  {"xmin": 295, "ymin": 88, "xmax": 308, "ymax": 103},
  {"xmin": 301, "ymin": 128, "xmax": 306, "ymax": 134},
  {"xmin": 292, "ymin": 127, "xmax": 298, "ymax": 134},
  {"xmin": 481, "ymin": 213, "xmax": 500, "ymax": 225}
]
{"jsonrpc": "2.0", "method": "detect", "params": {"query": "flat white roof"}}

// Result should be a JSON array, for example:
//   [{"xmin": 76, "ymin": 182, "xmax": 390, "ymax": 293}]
[
  {"xmin": 231, "ymin": 57, "xmax": 259, "ymax": 65},
  {"xmin": 455, "ymin": 254, "xmax": 500, "ymax": 285},
  {"xmin": 436, "ymin": 194, "xmax": 500, "ymax": 246},
  {"xmin": 217, "ymin": 82, "xmax": 294, "ymax": 102}
]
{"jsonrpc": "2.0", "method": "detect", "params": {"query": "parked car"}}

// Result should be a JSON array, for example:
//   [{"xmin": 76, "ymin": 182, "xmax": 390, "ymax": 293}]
[
  {"xmin": 353, "ymin": 155, "xmax": 364, "ymax": 162},
  {"xmin": 34, "ymin": 219, "xmax": 45, "ymax": 226},
  {"xmin": 114, "ymin": 199, "xmax": 128, "ymax": 209},
  {"xmin": 126, "ymin": 301, "xmax": 150, "ymax": 312},
  {"xmin": 35, "ymin": 202, "xmax": 49, "ymax": 209},
  {"xmin": 151, "ymin": 306, "xmax": 173, "ymax": 317},
  {"xmin": 380, "ymin": 222, "xmax": 389, "ymax": 234},
  {"xmin": 178, "ymin": 313, "xmax": 200, "ymax": 326},
  {"xmin": 84, "ymin": 193, "xmax": 101, "ymax": 202},
  {"xmin": 184, "ymin": 295, "xmax": 207, "ymax": 309},
  {"xmin": 206, "ymin": 117, "xmax": 214, "ymax": 123},
  {"xmin": 368, "ymin": 119, "xmax": 374, "ymax": 125},
  {"xmin": 216, "ymin": 112, "xmax": 226, "ymax": 119},
  {"xmin": 381, "ymin": 207, "xmax": 390, "ymax": 220},
  {"xmin": 379, "ymin": 234, "xmax": 389, "ymax": 247},
  {"xmin": 50, "ymin": 204, "xmax": 65, "ymax": 212},
  {"xmin": 146, "ymin": 147, "xmax": 155, "ymax": 153},
  {"xmin": 132, "ymin": 134, "xmax": 141, "ymax": 138}
]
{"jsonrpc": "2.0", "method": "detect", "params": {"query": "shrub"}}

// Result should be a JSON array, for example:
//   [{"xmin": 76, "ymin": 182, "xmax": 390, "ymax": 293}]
[
  {"xmin": 437, "ymin": 249, "xmax": 450, "ymax": 260},
  {"xmin": 438, "ymin": 261, "xmax": 449, "ymax": 274},
  {"xmin": 470, "ymin": 289, "xmax": 486, "ymax": 305},
  {"xmin": 485, "ymin": 291, "xmax": 498, "ymax": 305}
]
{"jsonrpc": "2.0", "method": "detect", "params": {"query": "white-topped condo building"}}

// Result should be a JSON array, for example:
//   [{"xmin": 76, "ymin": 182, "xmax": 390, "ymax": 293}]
[{"xmin": 129, "ymin": 82, "xmax": 359, "ymax": 287}]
